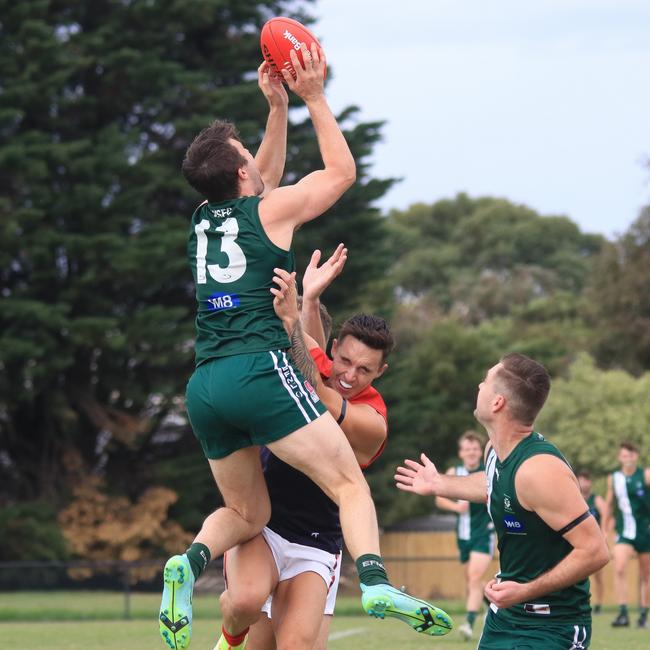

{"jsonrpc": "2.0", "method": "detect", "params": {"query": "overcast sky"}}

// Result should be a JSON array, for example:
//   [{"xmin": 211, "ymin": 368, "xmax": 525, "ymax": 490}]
[{"xmin": 312, "ymin": 0, "xmax": 650, "ymax": 237}]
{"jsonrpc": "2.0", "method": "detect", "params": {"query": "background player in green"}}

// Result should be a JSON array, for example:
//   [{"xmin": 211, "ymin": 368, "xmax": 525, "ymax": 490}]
[
  {"xmin": 435, "ymin": 430, "xmax": 495, "ymax": 641},
  {"xmin": 577, "ymin": 470, "xmax": 607, "ymax": 615},
  {"xmin": 159, "ymin": 45, "xmax": 451, "ymax": 649},
  {"xmin": 396, "ymin": 353, "xmax": 610, "ymax": 649},
  {"xmin": 605, "ymin": 441, "xmax": 650, "ymax": 629}
]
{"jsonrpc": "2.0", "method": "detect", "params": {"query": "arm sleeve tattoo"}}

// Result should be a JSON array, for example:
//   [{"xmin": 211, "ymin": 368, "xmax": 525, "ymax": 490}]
[{"xmin": 288, "ymin": 319, "xmax": 318, "ymax": 387}]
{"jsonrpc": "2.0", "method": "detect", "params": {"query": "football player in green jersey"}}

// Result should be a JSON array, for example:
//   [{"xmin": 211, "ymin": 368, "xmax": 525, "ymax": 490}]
[
  {"xmin": 159, "ymin": 46, "xmax": 452, "ymax": 650},
  {"xmin": 604, "ymin": 441, "xmax": 650, "ymax": 629},
  {"xmin": 396, "ymin": 353, "xmax": 609, "ymax": 649},
  {"xmin": 436, "ymin": 431, "xmax": 495, "ymax": 640},
  {"xmin": 577, "ymin": 470, "xmax": 606, "ymax": 615}
]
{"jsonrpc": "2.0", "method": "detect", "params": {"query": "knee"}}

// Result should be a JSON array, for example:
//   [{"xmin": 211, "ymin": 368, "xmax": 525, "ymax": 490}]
[
  {"xmin": 229, "ymin": 494, "xmax": 271, "ymax": 532},
  {"xmin": 221, "ymin": 588, "xmax": 267, "ymax": 622},
  {"xmin": 467, "ymin": 573, "xmax": 482, "ymax": 588}
]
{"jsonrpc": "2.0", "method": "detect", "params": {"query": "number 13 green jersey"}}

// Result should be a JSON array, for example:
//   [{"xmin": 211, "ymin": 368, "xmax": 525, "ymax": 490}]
[{"xmin": 187, "ymin": 196, "xmax": 294, "ymax": 366}]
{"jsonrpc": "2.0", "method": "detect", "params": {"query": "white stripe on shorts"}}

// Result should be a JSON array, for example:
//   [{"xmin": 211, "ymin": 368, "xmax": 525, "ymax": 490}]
[
  {"xmin": 269, "ymin": 350, "xmax": 312, "ymax": 425},
  {"xmin": 569, "ymin": 624, "xmax": 587, "ymax": 649},
  {"xmin": 281, "ymin": 351, "xmax": 321, "ymax": 418}
]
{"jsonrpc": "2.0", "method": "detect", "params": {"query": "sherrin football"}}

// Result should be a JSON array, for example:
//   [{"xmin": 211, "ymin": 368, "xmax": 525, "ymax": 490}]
[{"xmin": 260, "ymin": 17, "xmax": 326, "ymax": 80}]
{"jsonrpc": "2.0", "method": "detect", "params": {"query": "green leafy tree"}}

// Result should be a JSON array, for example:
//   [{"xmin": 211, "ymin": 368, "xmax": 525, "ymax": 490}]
[
  {"xmin": 388, "ymin": 194, "xmax": 604, "ymax": 323},
  {"xmin": 0, "ymin": 0, "xmax": 395, "ymax": 555},
  {"xmin": 538, "ymin": 353, "xmax": 650, "ymax": 478},
  {"xmin": 587, "ymin": 205, "xmax": 650, "ymax": 373}
]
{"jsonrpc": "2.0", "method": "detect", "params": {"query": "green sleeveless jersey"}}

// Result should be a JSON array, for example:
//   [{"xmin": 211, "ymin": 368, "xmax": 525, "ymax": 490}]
[
  {"xmin": 585, "ymin": 494, "xmax": 601, "ymax": 527},
  {"xmin": 187, "ymin": 197, "xmax": 294, "ymax": 365},
  {"xmin": 455, "ymin": 463, "xmax": 492, "ymax": 541},
  {"xmin": 612, "ymin": 467, "xmax": 650, "ymax": 540},
  {"xmin": 486, "ymin": 432, "xmax": 590, "ymax": 624}
]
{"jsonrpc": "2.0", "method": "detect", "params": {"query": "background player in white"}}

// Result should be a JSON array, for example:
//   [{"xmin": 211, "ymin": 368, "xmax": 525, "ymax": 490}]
[
  {"xmin": 435, "ymin": 431, "xmax": 494, "ymax": 640},
  {"xmin": 605, "ymin": 441, "xmax": 650, "ymax": 629}
]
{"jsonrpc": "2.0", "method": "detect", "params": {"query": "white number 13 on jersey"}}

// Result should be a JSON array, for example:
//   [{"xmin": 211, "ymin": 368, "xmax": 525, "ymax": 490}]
[{"xmin": 195, "ymin": 218, "xmax": 247, "ymax": 284}]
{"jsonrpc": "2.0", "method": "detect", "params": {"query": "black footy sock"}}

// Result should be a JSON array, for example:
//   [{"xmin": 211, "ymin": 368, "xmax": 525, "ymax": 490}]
[
  {"xmin": 356, "ymin": 554, "xmax": 389, "ymax": 586},
  {"xmin": 185, "ymin": 543, "xmax": 211, "ymax": 580},
  {"xmin": 619, "ymin": 604, "xmax": 628, "ymax": 616},
  {"xmin": 639, "ymin": 607, "xmax": 648, "ymax": 619},
  {"xmin": 467, "ymin": 611, "xmax": 477, "ymax": 627}
]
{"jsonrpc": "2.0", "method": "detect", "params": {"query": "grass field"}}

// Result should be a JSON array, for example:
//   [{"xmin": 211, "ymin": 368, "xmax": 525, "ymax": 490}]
[{"xmin": 0, "ymin": 592, "xmax": 648, "ymax": 649}]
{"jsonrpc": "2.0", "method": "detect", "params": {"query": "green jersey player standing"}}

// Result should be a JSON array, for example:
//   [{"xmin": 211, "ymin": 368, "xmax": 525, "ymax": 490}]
[
  {"xmin": 605, "ymin": 441, "xmax": 650, "ymax": 629},
  {"xmin": 396, "ymin": 353, "xmax": 609, "ymax": 649},
  {"xmin": 436, "ymin": 431, "xmax": 495, "ymax": 641},
  {"xmin": 158, "ymin": 45, "xmax": 452, "ymax": 650}
]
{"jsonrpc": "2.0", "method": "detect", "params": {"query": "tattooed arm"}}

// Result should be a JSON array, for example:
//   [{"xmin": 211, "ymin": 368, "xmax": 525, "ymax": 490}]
[{"xmin": 270, "ymin": 268, "xmax": 318, "ymax": 387}]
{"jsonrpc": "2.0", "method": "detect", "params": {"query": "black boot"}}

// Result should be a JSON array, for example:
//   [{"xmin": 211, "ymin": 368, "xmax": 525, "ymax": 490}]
[{"xmin": 611, "ymin": 612, "xmax": 630, "ymax": 627}]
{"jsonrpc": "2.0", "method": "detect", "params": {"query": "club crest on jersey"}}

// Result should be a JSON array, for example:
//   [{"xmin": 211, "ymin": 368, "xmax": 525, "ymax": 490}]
[
  {"xmin": 204, "ymin": 292, "xmax": 240, "ymax": 311},
  {"xmin": 503, "ymin": 515, "xmax": 526, "ymax": 534},
  {"xmin": 303, "ymin": 380, "xmax": 320, "ymax": 403},
  {"xmin": 503, "ymin": 494, "xmax": 514, "ymax": 513}
]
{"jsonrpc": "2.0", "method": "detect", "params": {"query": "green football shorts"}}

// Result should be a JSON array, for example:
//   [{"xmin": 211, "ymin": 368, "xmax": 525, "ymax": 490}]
[
  {"xmin": 458, "ymin": 532, "xmax": 495, "ymax": 564},
  {"xmin": 186, "ymin": 349, "xmax": 326, "ymax": 459},
  {"xmin": 615, "ymin": 532, "xmax": 650, "ymax": 554},
  {"xmin": 478, "ymin": 609, "xmax": 591, "ymax": 649}
]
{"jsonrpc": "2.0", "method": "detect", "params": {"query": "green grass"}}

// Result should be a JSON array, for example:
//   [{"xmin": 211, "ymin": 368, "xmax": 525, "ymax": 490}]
[{"xmin": 0, "ymin": 593, "xmax": 648, "ymax": 649}]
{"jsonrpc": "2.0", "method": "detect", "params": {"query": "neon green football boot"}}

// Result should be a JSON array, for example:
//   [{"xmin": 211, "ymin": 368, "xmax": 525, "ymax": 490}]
[
  {"xmin": 159, "ymin": 554, "xmax": 195, "ymax": 649},
  {"xmin": 361, "ymin": 583, "xmax": 453, "ymax": 636}
]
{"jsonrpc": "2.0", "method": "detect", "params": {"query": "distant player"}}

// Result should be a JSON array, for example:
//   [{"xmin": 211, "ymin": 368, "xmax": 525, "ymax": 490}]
[
  {"xmin": 396, "ymin": 353, "xmax": 610, "ymax": 649},
  {"xmin": 576, "ymin": 470, "xmax": 606, "ymax": 614},
  {"xmin": 605, "ymin": 441, "xmax": 650, "ymax": 629},
  {"xmin": 158, "ymin": 47, "xmax": 451, "ymax": 649},
  {"xmin": 435, "ymin": 431, "xmax": 495, "ymax": 640}
]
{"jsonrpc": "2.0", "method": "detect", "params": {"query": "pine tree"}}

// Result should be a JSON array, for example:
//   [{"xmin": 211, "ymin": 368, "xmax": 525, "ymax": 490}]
[{"xmin": 0, "ymin": 0, "xmax": 394, "ymax": 550}]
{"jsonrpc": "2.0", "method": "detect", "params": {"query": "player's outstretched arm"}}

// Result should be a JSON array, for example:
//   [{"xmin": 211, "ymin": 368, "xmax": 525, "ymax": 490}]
[
  {"xmin": 255, "ymin": 61, "xmax": 289, "ymax": 194},
  {"xmin": 395, "ymin": 454, "xmax": 487, "ymax": 503},
  {"xmin": 435, "ymin": 468, "xmax": 470, "ymax": 514},
  {"xmin": 259, "ymin": 43, "xmax": 355, "ymax": 248},
  {"xmin": 301, "ymin": 244, "xmax": 347, "ymax": 349},
  {"xmin": 485, "ymin": 455, "xmax": 610, "ymax": 609}
]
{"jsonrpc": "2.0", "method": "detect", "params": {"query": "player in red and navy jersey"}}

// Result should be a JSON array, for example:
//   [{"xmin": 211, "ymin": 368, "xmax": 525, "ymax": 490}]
[{"xmin": 217, "ymin": 248, "xmax": 392, "ymax": 650}]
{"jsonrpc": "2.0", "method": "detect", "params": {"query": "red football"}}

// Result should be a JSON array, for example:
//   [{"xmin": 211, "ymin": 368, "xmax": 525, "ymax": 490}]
[{"xmin": 260, "ymin": 17, "xmax": 326, "ymax": 80}]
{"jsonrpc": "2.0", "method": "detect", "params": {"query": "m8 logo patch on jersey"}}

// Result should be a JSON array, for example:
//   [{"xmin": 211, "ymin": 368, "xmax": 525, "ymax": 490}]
[
  {"xmin": 503, "ymin": 515, "xmax": 527, "ymax": 534},
  {"xmin": 204, "ymin": 292, "xmax": 240, "ymax": 311}
]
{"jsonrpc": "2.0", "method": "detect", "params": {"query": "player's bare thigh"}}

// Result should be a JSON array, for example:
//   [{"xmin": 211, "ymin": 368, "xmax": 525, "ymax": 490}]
[
  {"xmin": 266, "ymin": 411, "xmax": 367, "ymax": 503},
  {"xmin": 207, "ymin": 446, "xmax": 270, "ymax": 524},
  {"xmin": 467, "ymin": 550, "xmax": 492, "ymax": 581},
  {"xmin": 272, "ymin": 572, "xmax": 328, "ymax": 650}
]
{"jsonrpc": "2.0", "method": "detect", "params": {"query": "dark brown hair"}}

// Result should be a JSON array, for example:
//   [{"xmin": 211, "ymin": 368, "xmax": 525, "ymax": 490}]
[
  {"xmin": 458, "ymin": 430, "xmax": 485, "ymax": 448},
  {"xmin": 620, "ymin": 441, "xmax": 639, "ymax": 453},
  {"xmin": 182, "ymin": 120, "xmax": 245, "ymax": 202},
  {"xmin": 337, "ymin": 314, "xmax": 394, "ymax": 363},
  {"xmin": 495, "ymin": 352, "xmax": 551, "ymax": 425}
]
